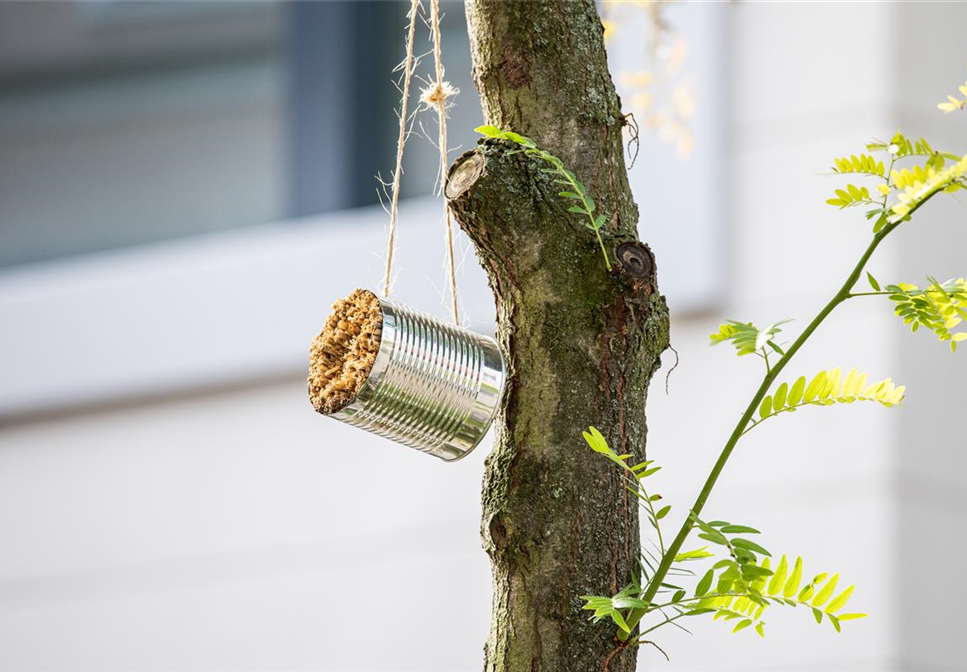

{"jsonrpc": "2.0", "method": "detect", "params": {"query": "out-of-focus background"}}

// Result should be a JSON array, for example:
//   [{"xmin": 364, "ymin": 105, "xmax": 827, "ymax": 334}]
[{"xmin": 0, "ymin": 2, "xmax": 964, "ymax": 670}]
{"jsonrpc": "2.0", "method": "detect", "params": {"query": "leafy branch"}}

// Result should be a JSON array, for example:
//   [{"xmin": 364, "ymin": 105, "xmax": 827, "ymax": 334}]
[
  {"xmin": 579, "ymin": 103, "xmax": 966, "ymax": 653},
  {"xmin": 475, "ymin": 125, "xmax": 612, "ymax": 270},
  {"xmin": 883, "ymin": 277, "xmax": 967, "ymax": 352},
  {"xmin": 583, "ymin": 427, "xmax": 668, "ymax": 555},
  {"xmin": 743, "ymin": 367, "xmax": 905, "ymax": 435},
  {"xmin": 709, "ymin": 320, "xmax": 789, "ymax": 358},
  {"xmin": 581, "ymin": 505, "xmax": 865, "ymax": 641}
]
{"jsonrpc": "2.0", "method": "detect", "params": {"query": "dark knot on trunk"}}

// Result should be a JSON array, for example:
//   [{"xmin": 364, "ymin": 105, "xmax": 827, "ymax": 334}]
[{"xmin": 615, "ymin": 241, "xmax": 655, "ymax": 281}]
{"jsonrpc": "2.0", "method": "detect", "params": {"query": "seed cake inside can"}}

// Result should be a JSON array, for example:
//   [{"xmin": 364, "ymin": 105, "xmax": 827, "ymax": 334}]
[{"xmin": 308, "ymin": 289, "xmax": 383, "ymax": 415}]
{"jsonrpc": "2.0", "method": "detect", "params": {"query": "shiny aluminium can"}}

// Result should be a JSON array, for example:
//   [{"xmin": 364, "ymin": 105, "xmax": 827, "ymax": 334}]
[{"xmin": 329, "ymin": 295, "xmax": 506, "ymax": 461}]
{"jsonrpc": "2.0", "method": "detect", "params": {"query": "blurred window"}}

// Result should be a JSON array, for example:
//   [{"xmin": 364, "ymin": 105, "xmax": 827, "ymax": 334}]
[
  {"xmin": 0, "ymin": 2, "xmax": 480, "ymax": 269},
  {"xmin": 0, "ymin": 1, "xmax": 720, "ymax": 311}
]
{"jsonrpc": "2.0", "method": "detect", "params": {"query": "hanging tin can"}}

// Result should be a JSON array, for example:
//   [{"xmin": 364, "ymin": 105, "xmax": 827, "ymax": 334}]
[{"xmin": 308, "ymin": 289, "xmax": 505, "ymax": 461}]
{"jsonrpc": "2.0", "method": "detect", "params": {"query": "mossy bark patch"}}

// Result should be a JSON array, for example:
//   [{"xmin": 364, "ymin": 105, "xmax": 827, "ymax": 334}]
[{"xmin": 308, "ymin": 289, "xmax": 383, "ymax": 415}]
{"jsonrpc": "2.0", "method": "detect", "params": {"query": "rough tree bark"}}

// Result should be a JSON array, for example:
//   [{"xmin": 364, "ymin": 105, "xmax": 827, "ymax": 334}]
[{"xmin": 445, "ymin": 2, "xmax": 670, "ymax": 671}]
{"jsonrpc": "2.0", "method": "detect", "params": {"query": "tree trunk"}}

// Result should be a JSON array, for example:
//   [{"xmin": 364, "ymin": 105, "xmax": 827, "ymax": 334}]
[{"xmin": 445, "ymin": 2, "xmax": 670, "ymax": 671}]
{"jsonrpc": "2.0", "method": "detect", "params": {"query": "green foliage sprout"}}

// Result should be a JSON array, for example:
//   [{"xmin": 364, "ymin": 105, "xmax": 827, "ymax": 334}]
[
  {"xmin": 575, "ymin": 79, "xmax": 967, "ymax": 655},
  {"xmin": 475, "ymin": 125, "xmax": 612, "ymax": 270}
]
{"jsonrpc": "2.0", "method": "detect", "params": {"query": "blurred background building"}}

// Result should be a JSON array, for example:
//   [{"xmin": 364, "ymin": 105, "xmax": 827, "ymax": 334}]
[{"xmin": 0, "ymin": 2, "xmax": 963, "ymax": 670}]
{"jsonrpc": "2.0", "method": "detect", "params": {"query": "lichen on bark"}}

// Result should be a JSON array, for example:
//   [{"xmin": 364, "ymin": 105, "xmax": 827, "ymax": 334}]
[{"xmin": 448, "ymin": 2, "xmax": 671, "ymax": 671}]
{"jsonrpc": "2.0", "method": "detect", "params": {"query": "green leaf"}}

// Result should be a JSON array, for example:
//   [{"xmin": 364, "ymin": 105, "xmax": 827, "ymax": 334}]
[
  {"xmin": 812, "ymin": 607, "xmax": 824, "ymax": 624},
  {"xmin": 759, "ymin": 395, "xmax": 773, "ymax": 419},
  {"xmin": 594, "ymin": 214, "xmax": 606, "ymax": 230},
  {"xmin": 867, "ymin": 272, "xmax": 881, "ymax": 292},
  {"xmin": 804, "ymin": 371, "xmax": 827, "ymax": 403},
  {"xmin": 582, "ymin": 426, "xmax": 610, "ymax": 454},
  {"xmin": 783, "ymin": 557, "xmax": 803, "ymax": 598},
  {"xmin": 755, "ymin": 622, "xmax": 765, "ymax": 638},
  {"xmin": 741, "ymin": 564, "xmax": 774, "ymax": 580},
  {"xmin": 731, "ymin": 538, "xmax": 772, "ymax": 557},
  {"xmin": 698, "ymin": 531, "xmax": 730, "ymax": 546},
  {"xmin": 475, "ymin": 124, "xmax": 502, "ymax": 138},
  {"xmin": 610, "ymin": 609, "xmax": 630, "ymax": 633},
  {"xmin": 767, "ymin": 555, "xmax": 788, "ymax": 596},
  {"xmin": 788, "ymin": 377, "xmax": 806, "ymax": 406},
  {"xmin": 655, "ymin": 505, "xmax": 672, "ymax": 520},
  {"xmin": 837, "ymin": 613, "xmax": 867, "ymax": 621},
  {"xmin": 502, "ymin": 131, "xmax": 530, "ymax": 146},
  {"xmin": 720, "ymin": 525, "xmax": 760, "ymax": 534},
  {"xmin": 828, "ymin": 614, "xmax": 842, "ymax": 633},
  {"xmin": 676, "ymin": 547, "xmax": 715, "ymax": 562},
  {"xmin": 812, "ymin": 574, "xmax": 840, "ymax": 607},
  {"xmin": 672, "ymin": 590, "xmax": 686, "ymax": 604},
  {"xmin": 873, "ymin": 212, "xmax": 889, "ymax": 233},
  {"xmin": 695, "ymin": 569, "xmax": 714, "ymax": 597},
  {"xmin": 733, "ymin": 619, "xmax": 752, "ymax": 634},
  {"xmin": 612, "ymin": 596, "xmax": 651, "ymax": 610},
  {"xmin": 773, "ymin": 383, "xmax": 789, "ymax": 411},
  {"xmin": 825, "ymin": 585, "xmax": 854, "ymax": 614}
]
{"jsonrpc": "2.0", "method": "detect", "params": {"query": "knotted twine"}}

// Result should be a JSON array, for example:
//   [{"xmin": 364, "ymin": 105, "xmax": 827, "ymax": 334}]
[{"xmin": 381, "ymin": 0, "xmax": 460, "ymax": 325}]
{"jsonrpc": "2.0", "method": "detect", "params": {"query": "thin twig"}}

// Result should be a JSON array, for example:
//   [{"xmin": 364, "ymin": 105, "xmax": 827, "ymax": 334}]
[{"xmin": 664, "ymin": 343, "xmax": 679, "ymax": 395}]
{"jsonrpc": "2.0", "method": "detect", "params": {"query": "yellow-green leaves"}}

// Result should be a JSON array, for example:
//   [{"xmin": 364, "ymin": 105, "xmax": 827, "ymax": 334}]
[
  {"xmin": 755, "ymin": 368, "xmax": 905, "ymax": 424},
  {"xmin": 832, "ymin": 154, "xmax": 884, "ymax": 177},
  {"xmin": 826, "ymin": 183, "xmax": 872, "ymax": 209},
  {"xmin": 886, "ymin": 278, "xmax": 967, "ymax": 352},
  {"xmin": 831, "ymin": 132, "xmax": 967, "ymax": 230},
  {"xmin": 580, "ymin": 591, "xmax": 648, "ymax": 634},
  {"xmin": 867, "ymin": 132, "xmax": 949, "ymax": 162},
  {"xmin": 710, "ymin": 319, "xmax": 790, "ymax": 358},
  {"xmin": 888, "ymin": 153, "xmax": 967, "ymax": 221},
  {"xmin": 676, "ymin": 547, "xmax": 715, "ymax": 562},
  {"xmin": 687, "ymin": 547, "xmax": 864, "ymax": 639},
  {"xmin": 938, "ymin": 80, "xmax": 967, "ymax": 113},
  {"xmin": 892, "ymin": 165, "xmax": 936, "ymax": 190}
]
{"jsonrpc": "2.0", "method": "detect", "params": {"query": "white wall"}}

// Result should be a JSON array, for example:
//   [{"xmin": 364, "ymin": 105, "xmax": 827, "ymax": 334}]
[{"xmin": 2, "ymin": 3, "xmax": 966, "ymax": 671}]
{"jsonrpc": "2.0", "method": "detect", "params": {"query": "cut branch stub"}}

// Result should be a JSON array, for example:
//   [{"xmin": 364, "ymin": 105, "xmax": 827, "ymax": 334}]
[
  {"xmin": 616, "ymin": 241, "xmax": 655, "ymax": 281},
  {"xmin": 446, "ymin": 151, "xmax": 487, "ymax": 201}
]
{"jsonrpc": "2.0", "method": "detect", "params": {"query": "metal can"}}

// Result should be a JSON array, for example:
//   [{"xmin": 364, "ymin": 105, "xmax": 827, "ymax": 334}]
[{"xmin": 329, "ymin": 295, "xmax": 505, "ymax": 461}]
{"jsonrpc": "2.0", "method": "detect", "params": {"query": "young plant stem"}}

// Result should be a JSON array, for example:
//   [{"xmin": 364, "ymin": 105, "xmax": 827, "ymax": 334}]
[{"xmin": 618, "ymin": 212, "xmax": 916, "ymax": 641}]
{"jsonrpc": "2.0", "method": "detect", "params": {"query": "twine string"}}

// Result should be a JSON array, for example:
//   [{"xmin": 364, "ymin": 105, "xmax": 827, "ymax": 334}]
[
  {"xmin": 427, "ymin": 0, "xmax": 459, "ymax": 324},
  {"xmin": 383, "ymin": 0, "xmax": 459, "ymax": 326},
  {"xmin": 382, "ymin": 0, "xmax": 420, "ymax": 298}
]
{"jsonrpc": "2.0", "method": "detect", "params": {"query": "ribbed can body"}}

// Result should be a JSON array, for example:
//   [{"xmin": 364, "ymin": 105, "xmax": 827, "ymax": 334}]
[{"xmin": 331, "ymin": 296, "xmax": 505, "ymax": 461}]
